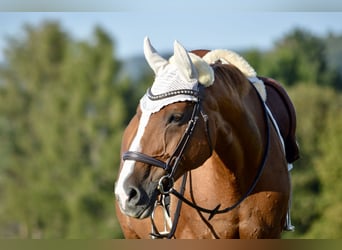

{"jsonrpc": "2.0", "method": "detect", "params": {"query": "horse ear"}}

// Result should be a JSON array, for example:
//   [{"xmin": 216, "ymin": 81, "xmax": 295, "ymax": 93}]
[
  {"xmin": 144, "ymin": 37, "xmax": 168, "ymax": 75},
  {"xmin": 173, "ymin": 40, "xmax": 198, "ymax": 81}
]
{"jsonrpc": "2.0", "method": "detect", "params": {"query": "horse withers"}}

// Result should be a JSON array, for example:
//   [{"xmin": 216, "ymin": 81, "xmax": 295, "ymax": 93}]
[{"xmin": 114, "ymin": 37, "xmax": 299, "ymax": 239}]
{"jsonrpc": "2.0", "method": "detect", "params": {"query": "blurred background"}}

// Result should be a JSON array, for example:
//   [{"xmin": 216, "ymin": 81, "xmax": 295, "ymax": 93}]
[{"xmin": 0, "ymin": 8, "xmax": 341, "ymax": 239}]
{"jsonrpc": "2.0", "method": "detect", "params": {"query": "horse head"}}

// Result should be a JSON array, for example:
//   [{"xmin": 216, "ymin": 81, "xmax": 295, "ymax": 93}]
[{"xmin": 115, "ymin": 38, "xmax": 216, "ymax": 219}]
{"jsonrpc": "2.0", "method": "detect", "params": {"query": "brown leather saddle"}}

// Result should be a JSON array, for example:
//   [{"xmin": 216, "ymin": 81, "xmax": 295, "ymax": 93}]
[{"xmin": 260, "ymin": 76, "xmax": 299, "ymax": 163}]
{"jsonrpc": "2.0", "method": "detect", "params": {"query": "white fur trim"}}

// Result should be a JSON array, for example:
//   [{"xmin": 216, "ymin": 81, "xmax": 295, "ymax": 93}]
[
  {"xmin": 188, "ymin": 53, "xmax": 214, "ymax": 87},
  {"xmin": 248, "ymin": 77, "xmax": 267, "ymax": 102},
  {"xmin": 203, "ymin": 49, "xmax": 266, "ymax": 101},
  {"xmin": 203, "ymin": 49, "xmax": 256, "ymax": 77}
]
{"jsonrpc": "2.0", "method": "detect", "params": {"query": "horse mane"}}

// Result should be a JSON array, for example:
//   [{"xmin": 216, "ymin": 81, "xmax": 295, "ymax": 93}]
[{"xmin": 210, "ymin": 63, "xmax": 251, "ymax": 98}]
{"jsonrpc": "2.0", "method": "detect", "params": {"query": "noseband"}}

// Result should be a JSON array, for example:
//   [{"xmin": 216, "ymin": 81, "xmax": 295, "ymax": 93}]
[{"xmin": 122, "ymin": 82, "xmax": 271, "ymax": 239}]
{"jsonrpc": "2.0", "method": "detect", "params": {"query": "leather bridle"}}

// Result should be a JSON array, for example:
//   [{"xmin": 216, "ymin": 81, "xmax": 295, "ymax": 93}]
[
  {"xmin": 123, "ymin": 84, "xmax": 212, "ymax": 190},
  {"xmin": 122, "ymin": 81, "xmax": 271, "ymax": 239}
]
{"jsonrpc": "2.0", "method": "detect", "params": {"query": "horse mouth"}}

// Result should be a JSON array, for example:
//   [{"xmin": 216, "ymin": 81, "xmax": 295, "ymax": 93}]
[
  {"xmin": 117, "ymin": 190, "xmax": 158, "ymax": 219},
  {"xmin": 136, "ymin": 205, "xmax": 155, "ymax": 219},
  {"xmin": 121, "ymin": 201, "xmax": 155, "ymax": 219}
]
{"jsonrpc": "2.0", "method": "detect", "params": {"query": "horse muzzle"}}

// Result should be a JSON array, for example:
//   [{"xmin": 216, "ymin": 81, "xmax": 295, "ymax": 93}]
[{"xmin": 115, "ymin": 181, "xmax": 158, "ymax": 219}]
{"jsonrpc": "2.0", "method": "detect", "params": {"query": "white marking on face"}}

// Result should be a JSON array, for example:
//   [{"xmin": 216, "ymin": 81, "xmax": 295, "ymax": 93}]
[{"xmin": 115, "ymin": 110, "xmax": 152, "ymax": 211}]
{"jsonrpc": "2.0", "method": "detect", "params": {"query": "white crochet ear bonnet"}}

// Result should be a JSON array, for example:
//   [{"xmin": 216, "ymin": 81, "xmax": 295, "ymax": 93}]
[{"xmin": 140, "ymin": 37, "xmax": 266, "ymax": 114}]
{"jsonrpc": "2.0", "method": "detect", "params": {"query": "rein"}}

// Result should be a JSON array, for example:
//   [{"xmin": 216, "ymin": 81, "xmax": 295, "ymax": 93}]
[{"xmin": 122, "ymin": 81, "xmax": 271, "ymax": 238}]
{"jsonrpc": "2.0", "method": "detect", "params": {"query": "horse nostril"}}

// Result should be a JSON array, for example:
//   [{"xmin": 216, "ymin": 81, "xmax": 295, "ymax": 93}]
[{"xmin": 127, "ymin": 186, "xmax": 140, "ymax": 204}]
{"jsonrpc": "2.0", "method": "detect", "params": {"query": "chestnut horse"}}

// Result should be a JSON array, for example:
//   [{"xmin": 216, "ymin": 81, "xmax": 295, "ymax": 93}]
[{"xmin": 114, "ymin": 38, "xmax": 299, "ymax": 239}]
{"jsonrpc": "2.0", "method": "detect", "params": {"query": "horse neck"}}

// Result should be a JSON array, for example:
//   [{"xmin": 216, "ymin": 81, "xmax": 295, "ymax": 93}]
[{"xmin": 205, "ymin": 69, "xmax": 267, "ymax": 190}]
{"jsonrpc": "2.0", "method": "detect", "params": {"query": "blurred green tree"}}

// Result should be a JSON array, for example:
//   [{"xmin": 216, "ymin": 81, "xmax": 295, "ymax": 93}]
[
  {"xmin": 306, "ymin": 91, "xmax": 342, "ymax": 238},
  {"xmin": 245, "ymin": 28, "xmax": 340, "ymax": 89},
  {"xmin": 0, "ymin": 21, "xmax": 127, "ymax": 238},
  {"xmin": 283, "ymin": 82, "xmax": 341, "ymax": 238}
]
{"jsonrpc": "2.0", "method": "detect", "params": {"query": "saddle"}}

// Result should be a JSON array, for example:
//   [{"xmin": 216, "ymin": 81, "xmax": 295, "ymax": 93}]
[{"xmin": 260, "ymin": 77, "xmax": 300, "ymax": 163}]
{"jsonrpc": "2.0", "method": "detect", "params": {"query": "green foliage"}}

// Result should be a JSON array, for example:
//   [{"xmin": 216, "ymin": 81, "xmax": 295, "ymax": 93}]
[
  {"xmin": 245, "ymin": 28, "xmax": 341, "ymax": 89},
  {"xmin": 0, "ymin": 22, "xmax": 341, "ymax": 238},
  {"xmin": 284, "ymin": 84, "xmax": 340, "ymax": 238},
  {"xmin": 306, "ymin": 92, "xmax": 342, "ymax": 238},
  {"xmin": 0, "ymin": 21, "xmax": 129, "ymax": 238}
]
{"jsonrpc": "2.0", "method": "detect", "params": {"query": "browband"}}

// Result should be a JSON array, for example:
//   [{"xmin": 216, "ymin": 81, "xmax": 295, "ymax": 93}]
[{"xmin": 147, "ymin": 88, "xmax": 199, "ymax": 101}]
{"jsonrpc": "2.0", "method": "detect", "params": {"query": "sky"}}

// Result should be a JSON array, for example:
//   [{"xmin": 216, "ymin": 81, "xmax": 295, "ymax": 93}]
[
  {"xmin": 0, "ymin": 6, "xmax": 342, "ymax": 62},
  {"xmin": 0, "ymin": 0, "xmax": 342, "ymax": 11}
]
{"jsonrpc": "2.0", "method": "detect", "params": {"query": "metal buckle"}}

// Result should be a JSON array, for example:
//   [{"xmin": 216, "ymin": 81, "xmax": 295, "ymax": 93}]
[{"xmin": 157, "ymin": 175, "xmax": 174, "ymax": 195}]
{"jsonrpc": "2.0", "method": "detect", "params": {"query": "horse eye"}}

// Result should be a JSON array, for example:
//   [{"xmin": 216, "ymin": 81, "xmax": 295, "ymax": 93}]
[{"xmin": 168, "ymin": 113, "xmax": 184, "ymax": 124}]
